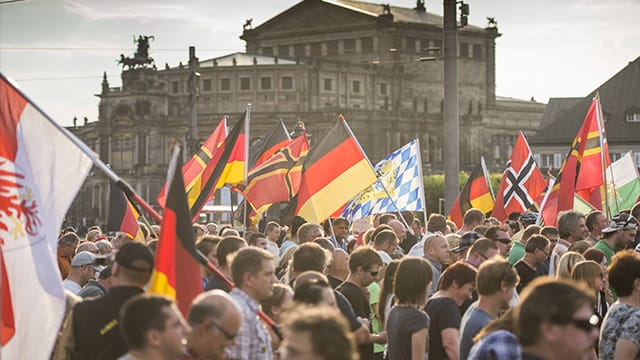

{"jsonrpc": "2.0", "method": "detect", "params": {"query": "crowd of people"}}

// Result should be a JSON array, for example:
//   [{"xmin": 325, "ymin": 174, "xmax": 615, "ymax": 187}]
[{"xmin": 53, "ymin": 203, "xmax": 640, "ymax": 360}]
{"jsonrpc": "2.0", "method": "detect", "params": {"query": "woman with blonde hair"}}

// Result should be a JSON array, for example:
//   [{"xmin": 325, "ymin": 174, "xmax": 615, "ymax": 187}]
[
  {"xmin": 571, "ymin": 260, "xmax": 608, "ymax": 319},
  {"xmin": 555, "ymin": 251, "xmax": 585, "ymax": 279}
]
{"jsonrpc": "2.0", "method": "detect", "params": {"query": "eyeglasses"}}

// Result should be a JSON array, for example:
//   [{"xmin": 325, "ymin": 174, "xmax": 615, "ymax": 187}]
[
  {"xmin": 495, "ymin": 238, "xmax": 512, "ymax": 245},
  {"xmin": 211, "ymin": 320, "xmax": 238, "ymax": 341},
  {"xmin": 569, "ymin": 314, "xmax": 600, "ymax": 333}
]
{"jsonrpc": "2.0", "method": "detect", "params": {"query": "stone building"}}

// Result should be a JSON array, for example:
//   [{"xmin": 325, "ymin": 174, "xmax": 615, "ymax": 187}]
[{"xmin": 68, "ymin": 0, "xmax": 546, "ymax": 226}]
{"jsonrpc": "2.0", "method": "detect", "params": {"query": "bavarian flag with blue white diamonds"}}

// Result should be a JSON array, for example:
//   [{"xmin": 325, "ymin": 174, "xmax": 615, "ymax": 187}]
[{"xmin": 340, "ymin": 139, "xmax": 425, "ymax": 222}]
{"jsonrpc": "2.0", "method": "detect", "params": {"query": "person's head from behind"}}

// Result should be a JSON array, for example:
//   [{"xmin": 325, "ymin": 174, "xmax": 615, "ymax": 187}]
[
  {"xmin": 230, "ymin": 247, "xmax": 276, "ymax": 302},
  {"xmin": 293, "ymin": 272, "xmax": 336, "ymax": 308},
  {"xmin": 462, "ymin": 208, "xmax": 485, "ymax": 229},
  {"xmin": 438, "ymin": 261, "xmax": 477, "ymax": 305},
  {"xmin": 187, "ymin": 290, "xmax": 242, "ymax": 360},
  {"xmin": 556, "ymin": 251, "xmax": 585, "ymax": 279},
  {"xmin": 280, "ymin": 306, "xmax": 357, "ymax": 360},
  {"xmin": 292, "ymin": 242, "xmax": 330, "ymax": 275},
  {"xmin": 113, "ymin": 242, "xmax": 154, "ymax": 287},
  {"xmin": 476, "ymin": 257, "xmax": 519, "ymax": 309},
  {"xmin": 215, "ymin": 236, "xmax": 247, "ymax": 271},
  {"xmin": 607, "ymin": 250, "xmax": 640, "ymax": 298},
  {"xmin": 120, "ymin": 294, "xmax": 190, "ymax": 358},
  {"xmin": 394, "ymin": 256, "xmax": 433, "ymax": 306},
  {"xmin": 427, "ymin": 213, "xmax": 448, "ymax": 234},
  {"xmin": 261, "ymin": 283, "xmax": 294, "ymax": 323},
  {"xmin": 516, "ymin": 278, "xmax": 598, "ymax": 359},
  {"xmin": 348, "ymin": 246, "xmax": 383, "ymax": 288}
]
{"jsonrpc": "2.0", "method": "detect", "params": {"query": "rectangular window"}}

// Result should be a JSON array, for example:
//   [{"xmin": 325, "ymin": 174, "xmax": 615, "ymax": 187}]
[
  {"xmin": 361, "ymin": 37, "xmax": 373, "ymax": 52},
  {"xmin": 379, "ymin": 82, "xmax": 388, "ymax": 95},
  {"xmin": 327, "ymin": 40, "xmax": 338, "ymax": 56},
  {"xmin": 324, "ymin": 78, "xmax": 332, "ymax": 91},
  {"xmin": 635, "ymin": 152, "xmax": 640, "ymax": 167},
  {"xmin": 202, "ymin": 79, "xmax": 211, "ymax": 92},
  {"xmin": 433, "ymin": 39, "xmax": 442, "ymax": 51},
  {"xmin": 553, "ymin": 153, "xmax": 562, "ymax": 168},
  {"xmin": 406, "ymin": 37, "xmax": 416, "ymax": 53},
  {"xmin": 473, "ymin": 44, "xmax": 483, "ymax": 59},
  {"xmin": 240, "ymin": 77, "xmax": 251, "ymax": 91},
  {"xmin": 343, "ymin": 39, "xmax": 356, "ymax": 54},
  {"xmin": 294, "ymin": 44, "xmax": 306, "ymax": 58},
  {"xmin": 220, "ymin": 78, "xmax": 231, "ymax": 91},
  {"xmin": 260, "ymin": 77, "xmax": 271, "ymax": 90},
  {"xmin": 261, "ymin": 46, "xmax": 273, "ymax": 55},
  {"xmin": 460, "ymin": 43, "xmax": 469, "ymax": 58},
  {"xmin": 281, "ymin": 76, "xmax": 293, "ymax": 90},
  {"xmin": 310, "ymin": 42, "xmax": 322, "ymax": 57},
  {"xmin": 278, "ymin": 45, "xmax": 290, "ymax": 57},
  {"xmin": 352, "ymin": 80, "xmax": 361, "ymax": 93},
  {"xmin": 171, "ymin": 81, "xmax": 179, "ymax": 93}
]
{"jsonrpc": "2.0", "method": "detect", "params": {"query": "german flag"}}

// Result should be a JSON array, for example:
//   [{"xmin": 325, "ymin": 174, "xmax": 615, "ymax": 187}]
[
  {"xmin": 294, "ymin": 116, "xmax": 377, "ymax": 223},
  {"xmin": 244, "ymin": 132, "xmax": 309, "ymax": 217},
  {"xmin": 448, "ymin": 158, "xmax": 494, "ymax": 228},
  {"xmin": 540, "ymin": 95, "xmax": 610, "ymax": 225},
  {"xmin": 107, "ymin": 180, "xmax": 144, "ymax": 241},
  {"xmin": 149, "ymin": 146, "xmax": 203, "ymax": 316},
  {"xmin": 249, "ymin": 120, "xmax": 290, "ymax": 169},
  {"xmin": 190, "ymin": 112, "xmax": 246, "ymax": 220},
  {"xmin": 157, "ymin": 117, "xmax": 227, "ymax": 208}
]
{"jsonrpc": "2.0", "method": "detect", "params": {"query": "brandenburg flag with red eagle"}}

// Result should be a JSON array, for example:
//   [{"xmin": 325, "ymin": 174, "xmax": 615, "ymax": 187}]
[
  {"xmin": 492, "ymin": 132, "xmax": 547, "ymax": 222},
  {"xmin": 0, "ymin": 73, "xmax": 93, "ymax": 359}
]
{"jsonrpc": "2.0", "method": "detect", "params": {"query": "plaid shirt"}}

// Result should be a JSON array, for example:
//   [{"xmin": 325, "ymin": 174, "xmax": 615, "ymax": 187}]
[
  {"xmin": 227, "ymin": 288, "xmax": 272, "ymax": 360},
  {"xmin": 468, "ymin": 330, "xmax": 522, "ymax": 360}
]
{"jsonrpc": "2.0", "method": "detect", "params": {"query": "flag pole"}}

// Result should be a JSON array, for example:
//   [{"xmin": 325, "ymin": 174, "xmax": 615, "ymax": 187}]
[
  {"xmin": 595, "ymin": 92, "xmax": 613, "ymax": 218},
  {"xmin": 338, "ymin": 114, "xmax": 414, "ymax": 235},
  {"xmin": 243, "ymin": 105, "xmax": 251, "ymax": 231},
  {"xmin": 415, "ymin": 138, "xmax": 428, "ymax": 240},
  {"xmin": 481, "ymin": 156, "xmax": 495, "ymax": 200}
]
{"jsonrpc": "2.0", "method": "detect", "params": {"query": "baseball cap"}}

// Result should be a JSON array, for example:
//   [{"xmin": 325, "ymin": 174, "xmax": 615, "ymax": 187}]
[
  {"xmin": 451, "ymin": 231, "xmax": 481, "ymax": 253},
  {"xmin": 71, "ymin": 251, "xmax": 105, "ymax": 272},
  {"xmin": 602, "ymin": 213, "xmax": 639, "ymax": 234},
  {"xmin": 520, "ymin": 212, "xmax": 539, "ymax": 225},
  {"xmin": 115, "ymin": 242, "xmax": 154, "ymax": 273}
]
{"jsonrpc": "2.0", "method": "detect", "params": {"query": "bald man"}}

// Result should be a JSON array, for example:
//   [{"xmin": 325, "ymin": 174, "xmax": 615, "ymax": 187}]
[{"xmin": 184, "ymin": 290, "xmax": 243, "ymax": 360}]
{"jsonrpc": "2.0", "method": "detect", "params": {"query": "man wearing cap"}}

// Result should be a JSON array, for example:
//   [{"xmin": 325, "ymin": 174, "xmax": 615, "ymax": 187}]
[
  {"xmin": 594, "ymin": 213, "xmax": 639, "ymax": 265},
  {"xmin": 452, "ymin": 231, "xmax": 482, "ymax": 259},
  {"xmin": 72, "ymin": 242, "xmax": 155, "ymax": 360},
  {"xmin": 63, "ymin": 251, "xmax": 105, "ymax": 295}
]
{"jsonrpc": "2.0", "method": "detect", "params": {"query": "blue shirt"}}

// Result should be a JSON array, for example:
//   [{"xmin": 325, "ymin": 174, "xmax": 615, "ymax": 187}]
[
  {"xmin": 459, "ymin": 307, "xmax": 493, "ymax": 360},
  {"xmin": 468, "ymin": 330, "xmax": 521, "ymax": 360}
]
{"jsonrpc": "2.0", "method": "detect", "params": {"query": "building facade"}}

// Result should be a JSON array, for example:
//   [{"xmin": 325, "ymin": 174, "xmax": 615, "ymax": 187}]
[{"xmin": 68, "ymin": 0, "xmax": 546, "ymax": 227}]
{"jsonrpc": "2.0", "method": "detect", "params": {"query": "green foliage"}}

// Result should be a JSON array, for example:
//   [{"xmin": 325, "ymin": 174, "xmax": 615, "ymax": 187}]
[{"xmin": 423, "ymin": 171, "xmax": 503, "ymax": 215}]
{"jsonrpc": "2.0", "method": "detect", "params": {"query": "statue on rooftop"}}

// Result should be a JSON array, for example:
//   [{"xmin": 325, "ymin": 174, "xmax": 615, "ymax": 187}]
[{"xmin": 117, "ymin": 35, "xmax": 156, "ymax": 70}]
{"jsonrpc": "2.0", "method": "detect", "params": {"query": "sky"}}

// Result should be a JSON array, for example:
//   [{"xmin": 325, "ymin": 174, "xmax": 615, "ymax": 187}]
[{"xmin": 1, "ymin": 0, "xmax": 639, "ymax": 127}]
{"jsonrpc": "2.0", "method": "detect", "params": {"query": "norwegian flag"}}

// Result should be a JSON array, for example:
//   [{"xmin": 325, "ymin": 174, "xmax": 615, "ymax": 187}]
[
  {"xmin": 0, "ymin": 74, "xmax": 92, "ymax": 359},
  {"xmin": 492, "ymin": 132, "xmax": 547, "ymax": 222}
]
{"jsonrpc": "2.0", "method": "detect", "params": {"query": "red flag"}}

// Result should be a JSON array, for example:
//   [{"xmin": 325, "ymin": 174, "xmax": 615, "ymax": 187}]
[
  {"xmin": 148, "ymin": 147, "xmax": 203, "ymax": 316},
  {"xmin": 249, "ymin": 120, "xmax": 290, "ymax": 169},
  {"xmin": 157, "ymin": 118, "xmax": 227, "ymax": 208},
  {"xmin": 0, "ymin": 73, "xmax": 93, "ymax": 358},
  {"xmin": 492, "ymin": 132, "xmax": 546, "ymax": 222},
  {"xmin": 540, "ymin": 96, "xmax": 610, "ymax": 225},
  {"xmin": 243, "ymin": 133, "xmax": 309, "ymax": 217}
]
